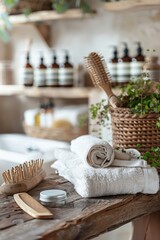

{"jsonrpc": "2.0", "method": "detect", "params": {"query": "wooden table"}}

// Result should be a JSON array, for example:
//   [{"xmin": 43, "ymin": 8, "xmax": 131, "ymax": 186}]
[{"xmin": 1, "ymin": 174, "xmax": 160, "ymax": 240}]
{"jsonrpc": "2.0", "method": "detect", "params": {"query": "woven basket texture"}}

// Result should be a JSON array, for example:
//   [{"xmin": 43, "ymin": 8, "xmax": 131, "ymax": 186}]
[
  {"xmin": 23, "ymin": 124, "xmax": 88, "ymax": 142},
  {"xmin": 10, "ymin": 0, "xmax": 52, "ymax": 15},
  {"xmin": 110, "ymin": 106, "xmax": 160, "ymax": 154}
]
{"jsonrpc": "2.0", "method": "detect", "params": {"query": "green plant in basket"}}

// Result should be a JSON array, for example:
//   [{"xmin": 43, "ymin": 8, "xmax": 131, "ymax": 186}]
[
  {"xmin": 120, "ymin": 74, "xmax": 160, "ymax": 116},
  {"xmin": 90, "ymin": 76, "xmax": 160, "ymax": 132},
  {"xmin": 137, "ymin": 146, "xmax": 160, "ymax": 169},
  {"xmin": 89, "ymin": 76, "xmax": 160, "ymax": 167}
]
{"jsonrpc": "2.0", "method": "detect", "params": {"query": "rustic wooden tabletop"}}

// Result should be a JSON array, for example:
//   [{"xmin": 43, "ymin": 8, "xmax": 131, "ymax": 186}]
[{"xmin": 0, "ymin": 174, "xmax": 160, "ymax": 240}]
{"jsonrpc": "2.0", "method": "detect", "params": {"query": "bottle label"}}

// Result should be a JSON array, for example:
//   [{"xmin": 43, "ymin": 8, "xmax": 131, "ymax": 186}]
[
  {"xmin": 117, "ymin": 62, "xmax": 130, "ymax": 82},
  {"xmin": 59, "ymin": 68, "xmax": 73, "ymax": 86},
  {"xmin": 143, "ymin": 70, "xmax": 160, "ymax": 81},
  {"xmin": 22, "ymin": 68, "xmax": 33, "ymax": 85},
  {"xmin": 34, "ymin": 68, "xmax": 46, "ymax": 87},
  {"xmin": 40, "ymin": 113, "xmax": 46, "ymax": 127},
  {"xmin": 130, "ymin": 62, "xmax": 144, "ymax": 80},
  {"xmin": 34, "ymin": 69, "xmax": 46, "ymax": 87},
  {"xmin": 107, "ymin": 63, "xmax": 117, "ymax": 82},
  {"xmin": 46, "ymin": 68, "xmax": 59, "ymax": 86},
  {"xmin": 46, "ymin": 112, "xmax": 53, "ymax": 128}
]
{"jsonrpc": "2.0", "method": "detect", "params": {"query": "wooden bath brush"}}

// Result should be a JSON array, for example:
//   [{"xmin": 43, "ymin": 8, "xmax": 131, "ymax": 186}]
[
  {"xmin": 84, "ymin": 52, "xmax": 121, "ymax": 108},
  {"xmin": 0, "ymin": 159, "xmax": 46, "ymax": 195}
]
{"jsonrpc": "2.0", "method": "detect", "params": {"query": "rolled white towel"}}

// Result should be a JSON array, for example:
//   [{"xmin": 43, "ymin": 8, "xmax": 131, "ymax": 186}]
[
  {"xmin": 114, "ymin": 148, "xmax": 140, "ymax": 160},
  {"xmin": 71, "ymin": 135, "xmax": 115, "ymax": 168},
  {"xmin": 52, "ymin": 149, "xmax": 159, "ymax": 198},
  {"xmin": 71, "ymin": 135, "xmax": 146, "ymax": 168}
]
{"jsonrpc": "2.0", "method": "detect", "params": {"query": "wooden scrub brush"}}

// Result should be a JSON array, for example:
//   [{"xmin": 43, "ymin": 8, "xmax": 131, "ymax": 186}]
[
  {"xmin": 84, "ymin": 52, "xmax": 121, "ymax": 108},
  {"xmin": 0, "ymin": 159, "xmax": 46, "ymax": 195}
]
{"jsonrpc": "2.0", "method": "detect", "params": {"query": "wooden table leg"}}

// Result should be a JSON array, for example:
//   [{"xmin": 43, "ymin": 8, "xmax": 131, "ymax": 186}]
[{"xmin": 131, "ymin": 210, "xmax": 160, "ymax": 240}]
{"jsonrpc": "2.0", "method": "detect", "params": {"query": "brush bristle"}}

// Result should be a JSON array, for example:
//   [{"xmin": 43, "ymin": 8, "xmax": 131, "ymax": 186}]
[
  {"xmin": 84, "ymin": 52, "xmax": 112, "ymax": 87},
  {"xmin": 2, "ymin": 159, "xmax": 44, "ymax": 184}
]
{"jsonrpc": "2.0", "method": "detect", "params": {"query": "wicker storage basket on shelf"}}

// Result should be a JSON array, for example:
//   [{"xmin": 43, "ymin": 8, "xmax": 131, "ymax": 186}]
[
  {"xmin": 23, "ymin": 124, "xmax": 88, "ymax": 142},
  {"xmin": 9, "ymin": 0, "xmax": 52, "ymax": 15},
  {"xmin": 109, "ymin": 106, "xmax": 160, "ymax": 154}
]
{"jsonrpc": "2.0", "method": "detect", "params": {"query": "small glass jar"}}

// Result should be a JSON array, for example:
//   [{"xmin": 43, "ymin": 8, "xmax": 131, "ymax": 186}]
[
  {"xmin": 40, "ymin": 189, "xmax": 67, "ymax": 207},
  {"xmin": 143, "ymin": 56, "xmax": 160, "ymax": 81}
]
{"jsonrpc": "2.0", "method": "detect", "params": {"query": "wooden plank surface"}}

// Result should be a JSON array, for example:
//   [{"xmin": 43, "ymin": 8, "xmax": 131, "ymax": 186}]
[
  {"xmin": 24, "ymin": 86, "xmax": 91, "ymax": 99},
  {"xmin": 0, "ymin": 85, "xmax": 92, "ymax": 99},
  {"xmin": 1, "ymin": 174, "xmax": 160, "ymax": 240},
  {"xmin": 0, "ymin": 85, "xmax": 23, "ymax": 96},
  {"xmin": 105, "ymin": 0, "xmax": 160, "ymax": 11}
]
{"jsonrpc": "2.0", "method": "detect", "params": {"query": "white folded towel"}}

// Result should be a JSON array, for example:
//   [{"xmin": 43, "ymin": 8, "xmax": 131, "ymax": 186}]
[
  {"xmin": 71, "ymin": 135, "xmax": 146, "ymax": 168},
  {"xmin": 71, "ymin": 135, "xmax": 115, "ymax": 168},
  {"xmin": 52, "ymin": 149, "xmax": 159, "ymax": 197}
]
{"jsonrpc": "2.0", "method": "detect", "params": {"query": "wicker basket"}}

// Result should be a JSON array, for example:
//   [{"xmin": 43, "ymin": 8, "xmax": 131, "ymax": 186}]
[
  {"xmin": 23, "ymin": 124, "xmax": 88, "ymax": 142},
  {"xmin": 110, "ymin": 106, "xmax": 160, "ymax": 154},
  {"xmin": 10, "ymin": 0, "xmax": 52, "ymax": 15}
]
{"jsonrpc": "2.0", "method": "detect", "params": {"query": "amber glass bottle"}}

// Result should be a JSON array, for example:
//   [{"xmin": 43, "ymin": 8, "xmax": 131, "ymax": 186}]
[
  {"xmin": 130, "ymin": 42, "xmax": 145, "ymax": 80},
  {"xmin": 46, "ymin": 51, "xmax": 59, "ymax": 87},
  {"xmin": 22, "ymin": 52, "xmax": 33, "ymax": 87},
  {"xmin": 117, "ymin": 43, "xmax": 131, "ymax": 84},
  {"xmin": 34, "ymin": 55, "xmax": 47, "ymax": 87},
  {"xmin": 107, "ymin": 46, "xmax": 118, "ymax": 84},
  {"xmin": 143, "ymin": 56, "xmax": 160, "ymax": 81},
  {"xmin": 59, "ymin": 50, "xmax": 74, "ymax": 87}
]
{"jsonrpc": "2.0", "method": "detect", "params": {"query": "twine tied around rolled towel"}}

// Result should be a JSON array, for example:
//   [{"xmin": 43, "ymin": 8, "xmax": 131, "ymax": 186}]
[{"xmin": 87, "ymin": 143, "xmax": 114, "ymax": 168}]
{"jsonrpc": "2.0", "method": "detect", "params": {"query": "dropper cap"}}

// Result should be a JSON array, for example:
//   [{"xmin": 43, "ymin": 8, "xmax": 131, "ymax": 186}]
[
  {"xmin": 48, "ymin": 99, "xmax": 54, "ymax": 108},
  {"xmin": 26, "ymin": 52, "xmax": 30, "ymax": 63},
  {"xmin": 52, "ymin": 50, "xmax": 57, "ymax": 63},
  {"xmin": 122, "ymin": 42, "xmax": 129, "ymax": 57},
  {"xmin": 64, "ymin": 49, "xmax": 69, "ymax": 63},
  {"xmin": 135, "ymin": 42, "xmax": 143, "ymax": 56},
  {"xmin": 113, "ymin": 46, "xmax": 118, "ymax": 59},
  {"xmin": 40, "ymin": 52, "xmax": 44, "ymax": 64}
]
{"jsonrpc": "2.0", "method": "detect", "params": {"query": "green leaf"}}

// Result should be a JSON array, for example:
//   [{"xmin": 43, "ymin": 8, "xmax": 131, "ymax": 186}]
[{"xmin": 3, "ymin": 0, "xmax": 19, "ymax": 9}]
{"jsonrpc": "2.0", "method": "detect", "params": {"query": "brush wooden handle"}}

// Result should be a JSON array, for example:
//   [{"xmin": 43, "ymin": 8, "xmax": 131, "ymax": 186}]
[
  {"xmin": 102, "ymin": 85, "xmax": 121, "ymax": 108},
  {"xmin": 14, "ymin": 192, "xmax": 53, "ymax": 219},
  {"xmin": 0, "ymin": 169, "xmax": 46, "ymax": 195}
]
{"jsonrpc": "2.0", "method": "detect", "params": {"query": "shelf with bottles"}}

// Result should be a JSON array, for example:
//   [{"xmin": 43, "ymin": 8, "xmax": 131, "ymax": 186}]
[
  {"xmin": 104, "ymin": 0, "xmax": 160, "ymax": 11},
  {"xmin": 9, "ymin": 9, "xmax": 96, "ymax": 25},
  {"xmin": 22, "ymin": 48, "xmax": 90, "ymax": 92},
  {"xmin": 107, "ymin": 42, "xmax": 146, "ymax": 85}
]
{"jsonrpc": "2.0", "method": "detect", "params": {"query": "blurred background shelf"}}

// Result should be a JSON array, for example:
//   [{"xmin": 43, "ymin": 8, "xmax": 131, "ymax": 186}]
[
  {"xmin": 23, "ymin": 86, "xmax": 92, "ymax": 99},
  {"xmin": 0, "ymin": 85, "xmax": 23, "ymax": 96},
  {"xmin": 0, "ymin": 85, "xmax": 93, "ymax": 99},
  {"xmin": 104, "ymin": 0, "xmax": 160, "ymax": 11}
]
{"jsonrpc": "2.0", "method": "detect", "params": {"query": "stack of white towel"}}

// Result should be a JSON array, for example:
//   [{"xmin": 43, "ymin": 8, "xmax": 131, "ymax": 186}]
[{"xmin": 52, "ymin": 135, "xmax": 159, "ymax": 197}]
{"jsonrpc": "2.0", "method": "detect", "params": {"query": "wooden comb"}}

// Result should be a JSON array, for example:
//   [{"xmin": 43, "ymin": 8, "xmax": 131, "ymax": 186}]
[
  {"xmin": 14, "ymin": 192, "xmax": 53, "ymax": 219},
  {"xmin": 84, "ymin": 52, "xmax": 121, "ymax": 108},
  {"xmin": 0, "ymin": 159, "xmax": 46, "ymax": 195}
]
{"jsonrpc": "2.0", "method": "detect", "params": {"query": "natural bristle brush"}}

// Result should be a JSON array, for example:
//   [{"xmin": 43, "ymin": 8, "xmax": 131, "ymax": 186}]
[
  {"xmin": 84, "ymin": 52, "xmax": 121, "ymax": 108},
  {"xmin": 0, "ymin": 159, "xmax": 46, "ymax": 195}
]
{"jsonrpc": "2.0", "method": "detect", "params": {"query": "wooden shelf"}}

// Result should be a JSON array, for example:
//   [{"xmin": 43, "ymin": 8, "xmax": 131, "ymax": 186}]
[
  {"xmin": 9, "ymin": 9, "xmax": 95, "ymax": 25},
  {"xmin": 0, "ymin": 85, "xmax": 92, "ymax": 99},
  {"xmin": 104, "ymin": 0, "xmax": 160, "ymax": 11},
  {"xmin": 24, "ymin": 86, "xmax": 92, "ymax": 99},
  {"xmin": 0, "ymin": 85, "xmax": 23, "ymax": 96}
]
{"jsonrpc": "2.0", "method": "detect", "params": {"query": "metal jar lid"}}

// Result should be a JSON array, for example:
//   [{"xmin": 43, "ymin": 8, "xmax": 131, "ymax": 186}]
[{"xmin": 40, "ymin": 189, "xmax": 67, "ymax": 203}]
